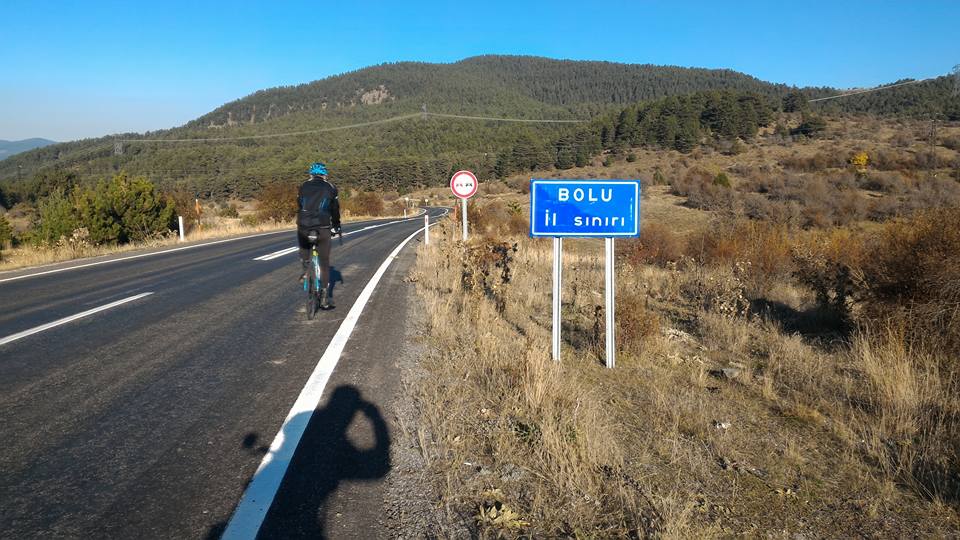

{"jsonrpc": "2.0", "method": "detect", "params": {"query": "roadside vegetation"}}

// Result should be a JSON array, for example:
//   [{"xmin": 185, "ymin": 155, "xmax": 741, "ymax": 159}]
[
  {"xmin": 0, "ymin": 172, "xmax": 416, "ymax": 271},
  {"xmin": 409, "ymin": 114, "xmax": 960, "ymax": 537}
]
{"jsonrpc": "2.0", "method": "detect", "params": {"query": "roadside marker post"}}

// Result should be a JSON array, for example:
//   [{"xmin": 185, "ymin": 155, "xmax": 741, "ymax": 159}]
[
  {"xmin": 530, "ymin": 179, "xmax": 640, "ymax": 367},
  {"xmin": 178, "ymin": 216, "xmax": 185, "ymax": 242},
  {"xmin": 450, "ymin": 170, "xmax": 478, "ymax": 241},
  {"xmin": 424, "ymin": 214, "xmax": 430, "ymax": 245}
]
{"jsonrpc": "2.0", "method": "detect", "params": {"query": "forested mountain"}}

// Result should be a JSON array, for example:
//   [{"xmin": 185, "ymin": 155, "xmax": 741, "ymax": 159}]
[
  {"xmin": 191, "ymin": 56, "xmax": 794, "ymax": 128},
  {"xmin": 0, "ymin": 138, "xmax": 56, "ymax": 160},
  {"xmin": 1, "ymin": 56, "xmax": 956, "ymax": 201}
]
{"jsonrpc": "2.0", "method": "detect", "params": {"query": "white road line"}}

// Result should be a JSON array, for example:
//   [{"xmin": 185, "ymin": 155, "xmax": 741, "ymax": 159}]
[
  {"xmin": 0, "ymin": 212, "xmax": 434, "ymax": 284},
  {"xmin": 252, "ymin": 246, "xmax": 299, "ymax": 261},
  {"xmin": 0, "ymin": 292, "xmax": 154, "ymax": 347},
  {"xmin": 251, "ymin": 210, "xmax": 439, "ymax": 261},
  {"xmin": 221, "ymin": 222, "xmax": 436, "ymax": 540},
  {"xmin": 0, "ymin": 230, "xmax": 294, "ymax": 284}
]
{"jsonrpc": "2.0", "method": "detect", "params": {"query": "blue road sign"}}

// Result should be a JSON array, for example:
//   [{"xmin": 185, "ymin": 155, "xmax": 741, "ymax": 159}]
[{"xmin": 530, "ymin": 179, "xmax": 641, "ymax": 237}]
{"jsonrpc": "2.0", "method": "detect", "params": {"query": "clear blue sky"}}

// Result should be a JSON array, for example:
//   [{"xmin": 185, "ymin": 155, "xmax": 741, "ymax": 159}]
[{"xmin": 2, "ymin": 0, "xmax": 957, "ymax": 141}]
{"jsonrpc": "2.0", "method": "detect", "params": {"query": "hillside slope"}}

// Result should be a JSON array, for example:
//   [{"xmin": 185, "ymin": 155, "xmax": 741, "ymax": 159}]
[{"xmin": 1, "ymin": 56, "xmax": 956, "ymax": 200}]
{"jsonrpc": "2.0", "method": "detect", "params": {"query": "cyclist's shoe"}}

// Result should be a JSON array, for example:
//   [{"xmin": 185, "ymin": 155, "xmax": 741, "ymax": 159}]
[
  {"xmin": 298, "ymin": 272, "xmax": 307, "ymax": 285},
  {"xmin": 319, "ymin": 289, "xmax": 331, "ymax": 310}
]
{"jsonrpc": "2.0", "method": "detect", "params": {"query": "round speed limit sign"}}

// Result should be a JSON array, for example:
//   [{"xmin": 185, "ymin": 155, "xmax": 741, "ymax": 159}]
[{"xmin": 450, "ymin": 170, "xmax": 478, "ymax": 199}]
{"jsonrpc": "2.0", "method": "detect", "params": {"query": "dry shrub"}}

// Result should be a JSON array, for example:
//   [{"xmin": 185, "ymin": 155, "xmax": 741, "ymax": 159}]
[
  {"xmin": 742, "ymin": 192, "xmax": 803, "ymax": 225},
  {"xmin": 858, "ymin": 208, "xmax": 960, "ymax": 354},
  {"xmin": 670, "ymin": 167, "xmax": 737, "ymax": 211},
  {"xmin": 741, "ymin": 173, "xmax": 868, "ymax": 228},
  {"xmin": 615, "ymin": 290, "xmax": 661, "ymax": 356},
  {"xmin": 169, "ymin": 190, "xmax": 200, "ymax": 233},
  {"xmin": 872, "ymin": 148, "xmax": 914, "ymax": 171},
  {"xmin": 941, "ymin": 134, "xmax": 960, "ymax": 151},
  {"xmin": 506, "ymin": 176, "xmax": 531, "ymax": 194},
  {"xmin": 462, "ymin": 200, "xmax": 529, "ymax": 238},
  {"xmin": 686, "ymin": 219, "xmax": 794, "ymax": 296},
  {"xmin": 256, "ymin": 181, "xmax": 299, "ymax": 222},
  {"xmin": 901, "ymin": 177, "xmax": 960, "ymax": 214},
  {"xmin": 461, "ymin": 237, "xmax": 517, "ymax": 313},
  {"xmin": 619, "ymin": 222, "xmax": 684, "ymax": 267},
  {"xmin": 889, "ymin": 131, "xmax": 914, "ymax": 148},
  {"xmin": 790, "ymin": 227, "xmax": 865, "ymax": 326},
  {"xmin": 781, "ymin": 151, "xmax": 846, "ymax": 171},
  {"xmin": 342, "ymin": 191, "xmax": 384, "ymax": 216},
  {"xmin": 913, "ymin": 149, "xmax": 945, "ymax": 170},
  {"xmin": 672, "ymin": 261, "xmax": 749, "ymax": 318},
  {"xmin": 389, "ymin": 199, "xmax": 406, "ymax": 216},
  {"xmin": 859, "ymin": 171, "xmax": 907, "ymax": 193}
]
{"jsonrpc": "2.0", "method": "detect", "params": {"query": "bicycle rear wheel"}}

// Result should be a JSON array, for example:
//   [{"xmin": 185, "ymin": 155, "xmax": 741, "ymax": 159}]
[{"xmin": 306, "ymin": 257, "xmax": 319, "ymax": 320}]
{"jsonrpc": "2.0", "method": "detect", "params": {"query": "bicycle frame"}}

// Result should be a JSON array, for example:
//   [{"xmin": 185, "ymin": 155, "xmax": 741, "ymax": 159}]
[{"xmin": 302, "ymin": 240, "xmax": 322, "ymax": 293}]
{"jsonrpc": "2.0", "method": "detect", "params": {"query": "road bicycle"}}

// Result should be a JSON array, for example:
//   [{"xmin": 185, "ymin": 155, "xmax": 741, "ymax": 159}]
[{"xmin": 303, "ymin": 231, "xmax": 327, "ymax": 320}]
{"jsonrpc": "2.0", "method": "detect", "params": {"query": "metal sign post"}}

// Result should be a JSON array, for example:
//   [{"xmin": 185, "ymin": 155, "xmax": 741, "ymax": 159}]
[
  {"xmin": 605, "ymin": 238, "xmax": 616, "ymax": 368},
  {"xmin": 450, "ymin": 170, "xmax": 478, "ymax": 241},
  {"xmin": 552, "ymin": 237, "xmax": 563, "ymax": 362},
  {"xmin": 530, "ymin": 179, "xmax": 640, "ymax": 368}
]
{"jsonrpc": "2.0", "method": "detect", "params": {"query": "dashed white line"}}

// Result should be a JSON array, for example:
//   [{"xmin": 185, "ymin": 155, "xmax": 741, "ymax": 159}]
[
  {"xmin": 0, "ymin": 229, "xmax": 294, "ymax": 284},
  {"xmin": 0, "ymin": 292, "xmax": 154, "ymax": 347},
  {"xmin": 220, "ymin": 221, "xmax": 437, "ymax": 540},
  {"xmin": 251, "ymin": 210, "xmax": 440, "ymax": 261}
]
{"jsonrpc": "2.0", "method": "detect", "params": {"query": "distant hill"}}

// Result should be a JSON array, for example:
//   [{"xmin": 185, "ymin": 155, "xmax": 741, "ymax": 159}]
[
  {"xmin": 0, "ymin": 138, "xmax": 56, "ymax": 160},
  {"xmin": 1, "ymin": 55, "xmax": 956, "ymax": 199}
]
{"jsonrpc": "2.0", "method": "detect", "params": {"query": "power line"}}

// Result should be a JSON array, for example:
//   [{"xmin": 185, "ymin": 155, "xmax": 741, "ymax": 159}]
[
  {"xmin": 121, "ymin": 111, "xmax": 584, "ymax": 144},
  {"xmin": 807, "ymin": 77, "xmax": 936, "ymax": 103},
  {"xmin": 424, "ymin": 112, "xmax": 584, "ymax": 124},
  {"xmin": 123, "ymin": 113, "xmax": 423, "ymax": 143}
]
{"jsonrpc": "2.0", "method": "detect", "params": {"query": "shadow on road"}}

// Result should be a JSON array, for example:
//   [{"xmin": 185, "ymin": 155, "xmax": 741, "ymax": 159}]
[
  {"xmin": 327, "ymin": 266, "xmax": 344, "ymax": 305},
  {"xmin": 206, "ymin": 385, "xmax": 391, "ymax": 540}
]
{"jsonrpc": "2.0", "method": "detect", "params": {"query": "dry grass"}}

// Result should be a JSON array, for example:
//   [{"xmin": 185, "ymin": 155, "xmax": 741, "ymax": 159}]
[{"xmin": 411, "ymin": 194, "xmax": 959, "ymax": 536}]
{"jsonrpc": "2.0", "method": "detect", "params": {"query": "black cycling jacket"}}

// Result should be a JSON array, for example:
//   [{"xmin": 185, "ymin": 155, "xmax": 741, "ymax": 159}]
[{"xmin": 297, "ymin": 177, "xmax": 341, "ymax": 230}]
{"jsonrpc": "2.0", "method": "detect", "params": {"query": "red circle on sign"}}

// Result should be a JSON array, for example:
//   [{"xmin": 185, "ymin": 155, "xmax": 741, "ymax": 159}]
[{"xmin": 450, "ymin": 170, "xmax": 478, "ymax": 199}]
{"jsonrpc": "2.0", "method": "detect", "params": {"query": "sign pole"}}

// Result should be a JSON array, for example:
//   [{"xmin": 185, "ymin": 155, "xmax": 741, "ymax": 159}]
[
  {"xmin": 605, "ymin": 237, "xmax": 616, "ymax": 369},
  {"xmin": 461, "ymin": 198, "xmax": 468, "ymax": 241},
  {"xmin": 450, "ymin": 170, "xmax": 478, "ymax": 242},
  {"xmin": 552, "ymin": 237, "xmax": 563, "ymax": 362}
]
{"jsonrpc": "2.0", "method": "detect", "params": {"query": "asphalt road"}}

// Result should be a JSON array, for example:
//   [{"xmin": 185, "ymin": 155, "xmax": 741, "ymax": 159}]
[{"xmin": 0, "ymin": 208, "xmax": 444, "ymax": 539}]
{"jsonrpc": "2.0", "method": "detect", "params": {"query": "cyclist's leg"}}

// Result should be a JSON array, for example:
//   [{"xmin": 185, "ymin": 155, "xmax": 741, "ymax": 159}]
[
  {"xmin": 296, "ymin": 229, "xmax": 311, "ymax": 279},
  {"xmin": 316, "ymin": 228, "xmax": 332, "ymax": 294}
]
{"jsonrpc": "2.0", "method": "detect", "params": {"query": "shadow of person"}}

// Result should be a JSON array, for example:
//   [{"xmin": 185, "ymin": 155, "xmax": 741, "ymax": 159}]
[
  {"xmin": 326, "ymin": 266, "xmax": 344, "ymax": 306},
  {"xmin": 238, "ymin": 385, "xmax": 391, "ymax": 540}
]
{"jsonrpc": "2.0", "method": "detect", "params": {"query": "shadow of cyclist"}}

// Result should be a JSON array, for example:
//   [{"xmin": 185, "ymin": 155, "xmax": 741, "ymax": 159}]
[
  {"xmin": 206, "ymin": 385, "xmax": 390, "ymax": 540},
  {"xmin": 326, "ymin": 266, "xmax": 344, "ymax": 306}
]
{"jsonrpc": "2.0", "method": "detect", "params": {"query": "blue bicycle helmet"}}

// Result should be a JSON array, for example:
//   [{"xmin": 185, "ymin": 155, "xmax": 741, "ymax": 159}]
[{"xmin": 309, "ymin": 162, "xmax": 328, "ymax": 176}]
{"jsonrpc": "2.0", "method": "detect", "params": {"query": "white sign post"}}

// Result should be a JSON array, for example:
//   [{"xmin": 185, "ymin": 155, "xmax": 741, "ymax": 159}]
[
  {"xmin": 178, "ymin": 215, "xmax": 185, "ymax": 242},
  {"xmin": 552, "ymin": 237, "xmax": 563, "ymax": 362},
  {"xmin": 605, "ymin": 238, "xmax": 616, "ymax": 369},
  {"xmin": 450, "ymin": 170, "xmax": 478, "ymax": 241}
]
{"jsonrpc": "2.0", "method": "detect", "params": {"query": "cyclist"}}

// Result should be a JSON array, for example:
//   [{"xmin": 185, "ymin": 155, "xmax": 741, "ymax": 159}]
[{"xmin": 297, "ymin": 162, "xmax": 341, "ymax": 309}]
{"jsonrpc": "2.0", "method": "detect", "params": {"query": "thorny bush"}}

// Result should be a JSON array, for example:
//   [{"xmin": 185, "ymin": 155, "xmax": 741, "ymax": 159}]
[{"xmin": 461, "ymin": 239, "xmax": 518, "ymax": 314}]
